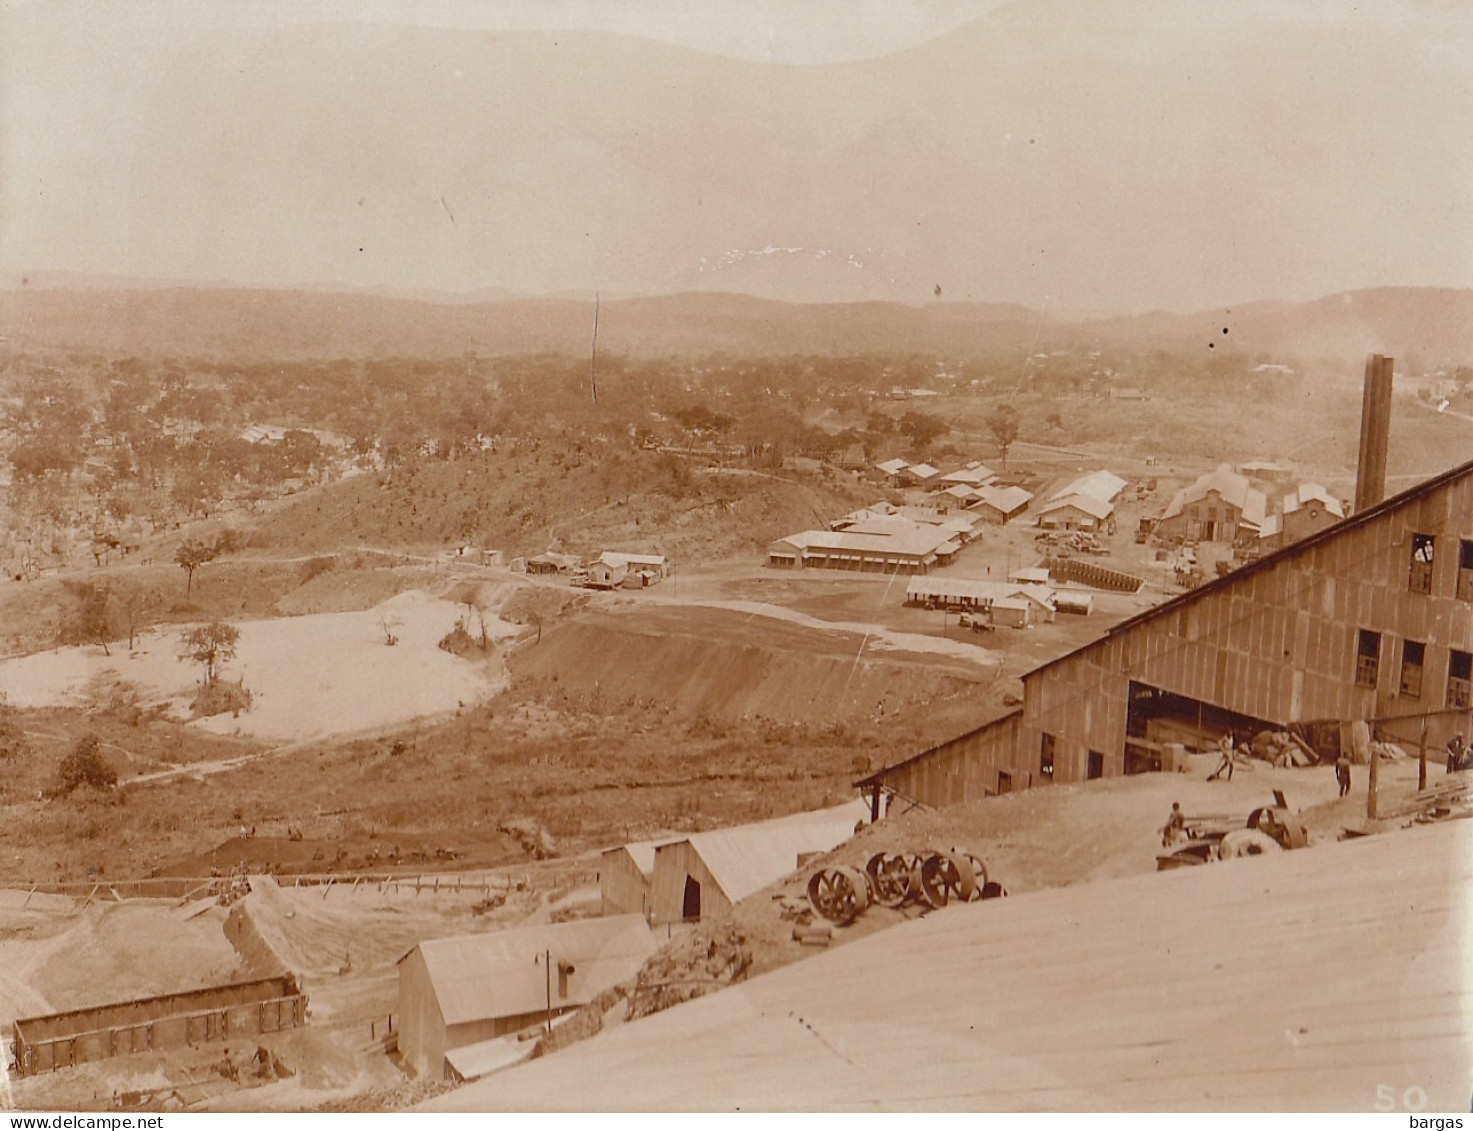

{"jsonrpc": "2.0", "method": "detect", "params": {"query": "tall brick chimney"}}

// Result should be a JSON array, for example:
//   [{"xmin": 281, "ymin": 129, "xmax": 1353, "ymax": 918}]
[{"xmin": 1354, "ymin": 354, "xmax": 1394, "ymax": 512}]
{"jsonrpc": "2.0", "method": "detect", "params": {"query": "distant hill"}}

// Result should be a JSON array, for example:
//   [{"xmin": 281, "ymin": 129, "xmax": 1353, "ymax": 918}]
[{"xmin": 1, "ymin": 283, "xmax": 1470, "ymax": 366}]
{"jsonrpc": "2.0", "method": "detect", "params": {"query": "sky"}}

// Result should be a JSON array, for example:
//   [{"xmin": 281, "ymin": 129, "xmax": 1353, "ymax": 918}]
[{"xmin": 2, "ymin": 0, "xmax": 1470, "ymax": 315}]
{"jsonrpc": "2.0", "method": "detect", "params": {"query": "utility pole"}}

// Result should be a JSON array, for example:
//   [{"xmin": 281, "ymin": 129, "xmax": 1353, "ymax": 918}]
[
  {"xmin": 1418, "ymin": 715, "xmax": 1428, "ymax": 792},
  {"xmin": 589, "ymin": 293, "xmax": 600, "ymax": 405},
  {"xmin": 1367, "ymin": 739, "xmax": 1380, "ymax": 820}
]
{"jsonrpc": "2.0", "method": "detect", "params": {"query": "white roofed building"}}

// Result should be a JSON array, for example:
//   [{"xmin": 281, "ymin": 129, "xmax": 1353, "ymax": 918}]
[
  {"xmin": 972, "ymin": 484, "xmax": 1034, "ymax": 524},
  {"xmin": 396, "ymin": 916, "xmax": 657, "ymax": 1079},
  {"xmin": 1035, "ymin": 493, "xmax": 1115, "ymax": 532},
  {"xmin": 1049, "ymin": 470, "xmax": 1127, "ymax": 506},
  {"xmin": 1156, "ymin": 465, "xmax": 1268, "ymax": 544},
  {"xmin": 648, "ymin": 801, "xmax": 867, "ymax": 924}
]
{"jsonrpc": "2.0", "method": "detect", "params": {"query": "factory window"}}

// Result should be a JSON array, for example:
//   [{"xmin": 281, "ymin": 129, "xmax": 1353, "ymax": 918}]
[
  {"xmin": 1086, "ymin": 750, "xmax": 1104, "ymax": 780},
  {"xmin": 1448, "ymin": 650, "xmax": 1473, "ymax": 709},
  {"xmin": 1399, "ymin": 640, "xmax": 1425, "ymax": 699},
  {"xmin": 1039, "ymin": 733, "xmax": 1055, "ymax": 779},
  {"xmin": 1408, "ymin": 534, "xmax": 1435, "ymax": 594},
  {"xmin": 1460, "ymin": 541, "xmax": 1473, "ymax": 601},
  {"xmin": 1355, "ymin": 630, "xmax": 1381, "ymax": 688}
]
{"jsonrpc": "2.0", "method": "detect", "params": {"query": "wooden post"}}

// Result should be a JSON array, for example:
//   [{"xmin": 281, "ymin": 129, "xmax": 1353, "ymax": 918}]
[
  {"xmin": 1419, "ymin": 718, "xmax": 1428, "ymax": 792},
  {"xmin": 544, "ymin": 949, "xmax": 553, "ymax": 1035},
  {"xmin": 1367, "ymin": 741, "xmax": 1380, "ymax": 820}
]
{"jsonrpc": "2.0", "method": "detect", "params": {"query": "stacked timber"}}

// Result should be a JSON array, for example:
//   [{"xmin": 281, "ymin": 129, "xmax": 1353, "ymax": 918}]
[{"xmin": 1248, "ymin": 730, "xmax": 1319, "ymax": 767}]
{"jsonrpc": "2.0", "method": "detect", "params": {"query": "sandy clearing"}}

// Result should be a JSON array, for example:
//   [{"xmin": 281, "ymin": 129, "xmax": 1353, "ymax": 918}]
[
  {"xmin": 0, "ymin": 591, "xmax": 515, "ymax": 744},
  {"xmin": 0, "ymin": 899, "xmax": 241, "ymax": 1027}
]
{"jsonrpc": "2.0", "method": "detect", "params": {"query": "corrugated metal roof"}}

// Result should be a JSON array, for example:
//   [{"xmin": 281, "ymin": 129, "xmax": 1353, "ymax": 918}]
[
  {"xmin": 1284, "ymin": 483, "xmax": 1344, "ymax": 518},
  {"xmin": 599, "ymin": 551, "xmax": 667, "ymax": 570},
  {"xmin": 974, "ymin": 485, "xmax": 1034, "ymax": 514},
  {"xmin": 875, "ymin": 458, "xmax": 909, "ymax": 475},
  {"xmin": 1160, "ymin": 464, "xmax": 1268, "ymax": 523},
  {"xmin": 1036, "ymin": 493, "xmax": 1114, "ymax": 520},
  {"xmin": 404, "ymin": 915, "xmax": 656, "ymax": 1027},
  {"xmin": 939, "ymin": 465, "xmax": 996, "ymax": 486},
  {"xmin": 1050, "ymin": 469, "xmax": 1126, "ymax": 504},
  {"xmin": 603, "ymin": 841, "xmax": 659, "ymax": 877},
  {"xmin": 661, "ymin": 800, "xmax": 868, "ymax": 906},
  {"xmin": 906, "ymin": 577, "xmax": 1049, "ymax": 605},
  {"xmin": 773, "ymin": 524, "xmax": 961, "ymax": 558}
]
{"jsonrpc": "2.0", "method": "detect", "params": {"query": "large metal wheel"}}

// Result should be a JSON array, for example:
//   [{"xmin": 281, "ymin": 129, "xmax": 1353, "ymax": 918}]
[
  {"xmin": 919, "ymin": 850, "xmax": 977, "ymax": 908},
  {"xmin": 807, "ymin": 866, "xmax": 872, "ymax": 923},
  {"xmin": 865, "ymin": 852, "xmax": 919, "ymax": 908},
  {"xmin": 958, "ymin": 852, "xmax": 989, "ymax": 899}
]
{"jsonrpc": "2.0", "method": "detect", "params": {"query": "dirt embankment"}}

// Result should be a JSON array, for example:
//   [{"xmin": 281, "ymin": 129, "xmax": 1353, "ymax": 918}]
[{"xmin": 510, "ymin": 605, "xmax": 991, "ymax": 725}]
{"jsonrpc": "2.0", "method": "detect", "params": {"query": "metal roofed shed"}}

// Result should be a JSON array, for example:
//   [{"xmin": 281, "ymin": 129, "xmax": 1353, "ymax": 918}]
[
  {"xmin": 395, "ymin": 914, "xmax": 656, "ymax": 1079},
  {"xmin": 1035, "ymin": 493, "xmax": 1114, "ymax": 531},
  {"xmin": 600, "ymin": 839, "xmax": 662, "ymax": 917},
  {"xmin": 905, "ymin": 576, "xmax": 1055, "ymax": 616},
  {"xmin": 972, "ymin": 484, "xmax": 1034, "ymax": 523},
  {"xmin": 939, "ymin": 464, "xmax": 997, "ymax": 488},
  {"xmin": 648, "ymin": 800, "xmax": 868, "ymax": 924},
  {"xmin": 767, "ymin": 522, "xmax": 962, "ymax": 573},
  {"xmin": 1049, "ymin": 469, "xmax": 1127, "ymax": 505}
]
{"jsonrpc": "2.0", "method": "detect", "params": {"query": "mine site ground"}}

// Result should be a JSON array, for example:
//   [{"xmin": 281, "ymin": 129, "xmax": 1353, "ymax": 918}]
[{"xmin": 1, "ymin": 352, "xmax": 1470, "ymax": 1111}]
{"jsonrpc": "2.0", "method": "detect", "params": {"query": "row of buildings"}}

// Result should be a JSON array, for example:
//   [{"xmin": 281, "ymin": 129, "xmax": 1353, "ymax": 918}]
[
  {"xmin": 767, "ymin": 504, "xmax": 982, "ymax": 574},
  {"xmin": 859, "ymin": 357, "xmax": 1470, "ymax": 809},
  {"xmin": 523, "ymin": 550, "xmax": 669, "ymax": 589}
]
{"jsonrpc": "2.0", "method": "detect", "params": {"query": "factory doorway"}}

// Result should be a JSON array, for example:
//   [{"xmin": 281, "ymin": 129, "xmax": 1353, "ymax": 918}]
[
  {"xmin": 1125, "ymin": 681, "xmax": 1280, "ymax": 773},
  {"xmin": 682, "ymin": 876, "xmax": 702, "ymax": 921}
]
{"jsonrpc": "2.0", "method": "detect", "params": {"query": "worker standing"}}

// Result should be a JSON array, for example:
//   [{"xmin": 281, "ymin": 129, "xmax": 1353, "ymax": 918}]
[
  {"xmin": 1162, "ymin": 802, "xmax": 1187, "ymax": 847},
  {"xmin": 1336, "ymin": 753, "xmax": 1352, "ymax": 797},
  {"xmin": 1208, "ymin": 733, "xmax": 1235, "ymax": 782},
  {"xmin": 1447, "ymin": 732, "xmax": 1465, "ymax": 775}
]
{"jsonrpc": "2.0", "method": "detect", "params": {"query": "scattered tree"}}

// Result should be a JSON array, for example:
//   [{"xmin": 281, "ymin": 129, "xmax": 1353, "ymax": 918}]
[
  {"xmin": 119, "ymin": 587, "xmax": 159, "ymax": 651},
  {"xmin": 986, "ymin": 403, "xmax": 1021, "ymax": 469},
  {"xmin": 62, "ymin": 580, "xmax": 114, "ymax": 656},
  {"xmin": 898, "ymin": 411, "xmax": 948, "ymax": 452},
  {"xmin": 58, "ymin": 733, "xmax": 117, "ymax": 794},
  {"xmin": 179, "ymin": 621, "xmax": 240, "ymax": 685},
  {"xmin": 175, "ymin": 539, "xmax": 217, "ymax": 594}
]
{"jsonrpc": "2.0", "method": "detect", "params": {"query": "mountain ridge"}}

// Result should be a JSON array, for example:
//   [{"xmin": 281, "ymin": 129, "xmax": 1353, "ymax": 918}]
[{"xmin": 2, "ymin": 283, "xmax": 1470, "ymax": 366}]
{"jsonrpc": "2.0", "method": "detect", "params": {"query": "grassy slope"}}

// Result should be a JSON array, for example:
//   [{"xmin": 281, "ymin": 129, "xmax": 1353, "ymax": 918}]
[{"xmin": 249, "ymin": 445, "xmax": 872, "ymax": 562}]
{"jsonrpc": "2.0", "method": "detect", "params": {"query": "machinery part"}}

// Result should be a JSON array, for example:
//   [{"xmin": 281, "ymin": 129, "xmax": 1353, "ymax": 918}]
[
  {"xmin": 864, "ymin": 852, "xmax": 919, "ymax": 909},
  {"xmin": 1217, "ymin": 827, "xmax": 1283, "ymax": 860},
  {"xmin": 959, "ymin": 852, "xmax": 989, "ymax": 899},
  {"xmin": 918, "ymin": 850, "xmax": 977, "ymax": 908},
  {"xmin": 806, "ymin": 865, "xmax": 872, "ymax": 924},
  {"xmin": 1246, "ymin": 807, "xmax": 1309, "ymax": 850},
  {"xmin": 1156, "ymin": 842, "xmax": 1215, "ymax": 870}
]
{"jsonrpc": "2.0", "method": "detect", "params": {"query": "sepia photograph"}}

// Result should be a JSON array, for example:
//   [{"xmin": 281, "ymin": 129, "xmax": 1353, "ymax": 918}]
[{"xmin": 1, "ymin": 0, "xmax": 1470, "ymax": 1115}]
